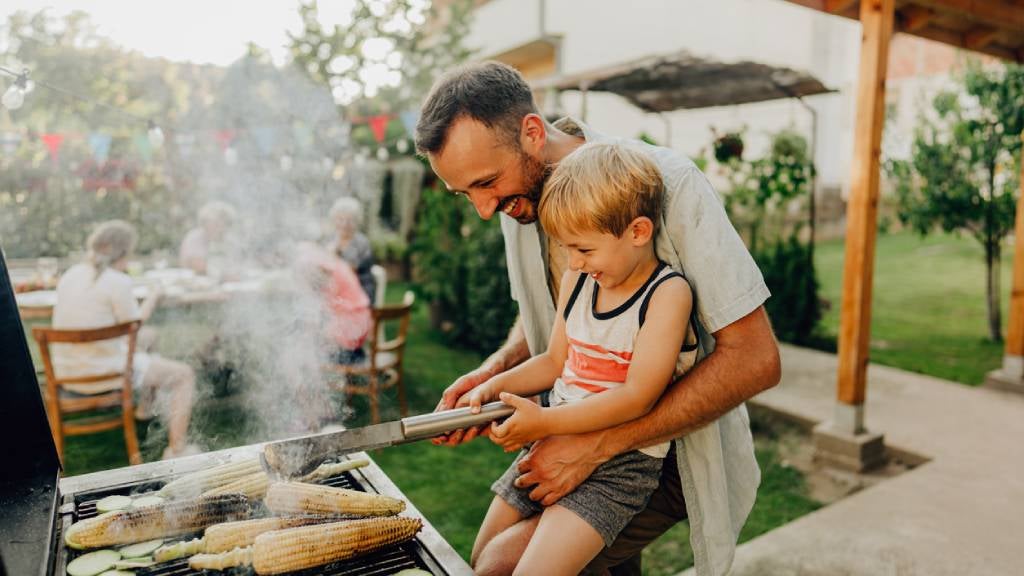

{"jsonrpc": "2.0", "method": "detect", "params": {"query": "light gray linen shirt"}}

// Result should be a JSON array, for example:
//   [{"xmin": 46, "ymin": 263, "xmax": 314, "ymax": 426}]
[{"xmin": 500, "ymin": 118, "xmax": 769, "ymax": 576}]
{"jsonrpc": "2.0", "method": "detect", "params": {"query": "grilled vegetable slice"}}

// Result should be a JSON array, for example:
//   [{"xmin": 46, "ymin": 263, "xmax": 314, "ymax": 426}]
[
  {"xmin": 264, "ymin": 482, "xmax": 404, "ymax": 517},
  {"xmin": 299, "ymin": 458, "xmax": 370, "ymax": 483},
  {"xmin": 118, "ymin": 539, "xmax": 162, "ymax": 557},
  {"xmin": 96, "ymin": 496, "xmax": 133, "ymax": 513},
  {"xmin": 113, "ymin": 557, "xmax": 154, "ymax": 568},
  {"xmin": 98, "ymin": 571, "xmax": 135, "ymax": 576},
  {"xmin": 153, "ymin": 537, "xmax": 204, "ymax": 562},
  {"xmin": 391, "ymin": 570, "xmax": 432, "ymax": 576},
  {"xmin": 66, "ymin": 549, "xmax": 121, "ymax": 576},
  {"xmin": 188, "ymin": 546, "xmax": 253, "ymax": 571},
  {"xmin": 157, "ymin": 458, "xmax": 262, "ymax": 499},
  {"xmin": 65, "ymin": 494, "xmax": 250, "ymax": 548},
  {"xmin": 251, "ymin": 517, "xmax": 423, "ymax": 575}
]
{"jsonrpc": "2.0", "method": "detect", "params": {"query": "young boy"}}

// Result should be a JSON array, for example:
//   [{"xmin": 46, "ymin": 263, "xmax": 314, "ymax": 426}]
[{"xmin": 462, "ymin": 142, "xmax": 699, "ymax": 575}]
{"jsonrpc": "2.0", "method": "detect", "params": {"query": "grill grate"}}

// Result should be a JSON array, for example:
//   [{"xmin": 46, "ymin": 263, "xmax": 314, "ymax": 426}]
[{"xmin": 67, "ymin": 471, "xmax": 438, "ymax": 575}]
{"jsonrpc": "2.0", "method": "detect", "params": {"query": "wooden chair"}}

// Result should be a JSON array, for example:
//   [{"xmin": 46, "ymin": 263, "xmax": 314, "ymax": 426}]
[
  {"xmin": 327, "ymin": 291, "xmax": 414, "ymax": 424},
  {"xmin": 32, "ymin": 321, "xmax": 143, "ymax": 466}
]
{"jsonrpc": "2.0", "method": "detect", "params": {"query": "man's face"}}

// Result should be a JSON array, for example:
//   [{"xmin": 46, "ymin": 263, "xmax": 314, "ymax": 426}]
[{"xmin": 428, "ymin": 117, "xmax": 547, "ymax": 224}]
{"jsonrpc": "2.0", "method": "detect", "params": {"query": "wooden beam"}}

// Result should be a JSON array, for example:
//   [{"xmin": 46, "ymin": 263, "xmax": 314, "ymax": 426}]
[
  {"xmin": 910, "ymin": 24, "xmax": 1020, "ymax": 61},
  {"xmin": 786, "ymin": 0, "xmax": 829, "ymax": 10},
  {"xmin": 964, "ymin": 26, "xmax": 1001, "ymax": 50},
  {"xmin": 1005, "ymin": 132, "xmax": 1024, "ymax": 359},
  {"xmin": 826, "ymin": 0, "xmax": 859, "ymax": 13},
  {"xmin": 897, "ymin": 5, "xmax": 933, "ymax": 32},
  {"xmin": 912, "ymin": 0, "xmax": 1024, "ymax": 31},
  {"xmin": 837, "ymin": 0, "xmax": 895, "ymax": 408}
]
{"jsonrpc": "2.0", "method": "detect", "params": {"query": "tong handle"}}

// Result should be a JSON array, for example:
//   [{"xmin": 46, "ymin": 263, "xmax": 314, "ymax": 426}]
[{"xmin": 401, "ymin": 401, "xmax": 514, "ymax": 440}]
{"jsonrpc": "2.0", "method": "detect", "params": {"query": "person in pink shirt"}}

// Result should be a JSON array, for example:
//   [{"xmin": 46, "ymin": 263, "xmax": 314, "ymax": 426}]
[{"xmin": 295, "ymin": 243, "xmax": 372, "ymax": 365}]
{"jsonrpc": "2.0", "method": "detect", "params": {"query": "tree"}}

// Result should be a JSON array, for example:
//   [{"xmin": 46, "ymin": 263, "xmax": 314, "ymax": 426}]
[{"xmin": 888, "ymin": 61, "xmax": 1024, "ymax": 341}]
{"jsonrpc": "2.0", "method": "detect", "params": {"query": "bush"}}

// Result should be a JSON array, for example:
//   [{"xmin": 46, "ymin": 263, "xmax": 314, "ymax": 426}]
[
  {"xmin": 754, "ymin": 235, "xmax": 831, "ymax": 349},
  {"xmin": 411, "ymin": 186, "xmax": 518, "ymax": 353}
]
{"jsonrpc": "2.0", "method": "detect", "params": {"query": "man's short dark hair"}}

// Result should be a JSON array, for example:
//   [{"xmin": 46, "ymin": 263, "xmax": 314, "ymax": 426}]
[{"xmin": 415, "ymin": 61, "xmax": 539, "ymax": 155}]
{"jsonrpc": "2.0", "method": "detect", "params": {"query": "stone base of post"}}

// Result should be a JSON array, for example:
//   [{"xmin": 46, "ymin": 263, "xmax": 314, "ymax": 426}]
[
  {"xmin": 984, "ymin": 354, "xmax": 1024, "ymax": 393},
  {"xmin": 812, "ymin": 403, "xmax": 886, "ymax": 472}
]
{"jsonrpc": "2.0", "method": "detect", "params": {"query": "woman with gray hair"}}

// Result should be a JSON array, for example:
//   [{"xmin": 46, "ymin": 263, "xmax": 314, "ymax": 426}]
[
  {"xmin": 328, "ymin": 196, "xmax": 376, "ymax": 301},
  {"xmin": 54, "ymin": 220, "xmax": 198, "ymax": 460},
  {"xmin": 179, "ymin": 200, "xmax": 237, "ymax": 276}
]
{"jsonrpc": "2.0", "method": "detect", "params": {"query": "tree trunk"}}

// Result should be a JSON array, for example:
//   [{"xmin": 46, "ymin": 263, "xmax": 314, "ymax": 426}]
[{"xmin": 987, "ymin": 241, "xmax": 1003, "ymax": 342}]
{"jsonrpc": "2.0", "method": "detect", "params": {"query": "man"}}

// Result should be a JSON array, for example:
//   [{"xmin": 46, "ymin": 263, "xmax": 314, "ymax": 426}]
[{"xmin": 416, "ymin": 61, "xmax": 780, "ymax": 576}]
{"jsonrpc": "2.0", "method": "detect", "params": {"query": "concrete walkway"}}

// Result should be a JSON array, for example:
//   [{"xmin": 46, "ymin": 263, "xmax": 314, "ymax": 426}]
[{"xmin": 681, "ymin": 344, "xmax": 1024, "ymax": 576}]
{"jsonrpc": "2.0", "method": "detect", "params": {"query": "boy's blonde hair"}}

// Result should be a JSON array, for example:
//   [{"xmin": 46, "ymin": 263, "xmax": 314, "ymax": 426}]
[{"xmin": 540, "ymin": 142, "xmax": 663, "ymax": 240}]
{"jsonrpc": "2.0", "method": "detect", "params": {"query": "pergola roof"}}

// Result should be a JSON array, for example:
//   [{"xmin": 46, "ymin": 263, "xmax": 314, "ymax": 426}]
[
  {"xmin": 785, "ymin": 0, "xmax": 1024, "ymax": 62},
  {"xmin": 531, "ymin": 51, "xmax": 834, "ymax": 113}
]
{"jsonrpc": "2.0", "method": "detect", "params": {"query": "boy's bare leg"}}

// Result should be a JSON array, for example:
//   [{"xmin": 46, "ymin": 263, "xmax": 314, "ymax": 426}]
[
  {"xmin": 513, "ymin": 505, "xmax": 605, "ymax": 576},
  {"xmin": 472, "ymin": 496, "xmax": 531, "ymax": 571}
]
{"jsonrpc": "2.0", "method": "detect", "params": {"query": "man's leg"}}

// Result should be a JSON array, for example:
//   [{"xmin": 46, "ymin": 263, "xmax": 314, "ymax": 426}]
[
  {"xmin": 514, "ymin": 505, "xmax": 605, "ymax": 576},
  {"xmin": 583, "ymin": 446, "xmax": 688, "ymax": 576}
]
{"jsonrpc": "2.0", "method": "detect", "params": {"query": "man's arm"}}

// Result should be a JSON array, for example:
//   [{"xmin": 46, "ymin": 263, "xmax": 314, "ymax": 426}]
[
  {"xmin": 432, "ymin": 316, "xmax": 532, "ymax": 445},
  {"xmin": 515, "ymin": 306, "xmax": 780, "ymax": 506}
]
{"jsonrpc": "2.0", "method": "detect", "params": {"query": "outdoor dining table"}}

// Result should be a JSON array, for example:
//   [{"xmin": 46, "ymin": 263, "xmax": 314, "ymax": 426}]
[{"xmin": 15, "ymin": 267, "xmax": 288, "ymax": 319}]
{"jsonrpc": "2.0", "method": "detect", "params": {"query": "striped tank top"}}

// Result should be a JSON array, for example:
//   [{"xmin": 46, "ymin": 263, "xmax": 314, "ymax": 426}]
[{"xmin": 548, "ymin": 262, "xmax": 699, "ymax": 458}]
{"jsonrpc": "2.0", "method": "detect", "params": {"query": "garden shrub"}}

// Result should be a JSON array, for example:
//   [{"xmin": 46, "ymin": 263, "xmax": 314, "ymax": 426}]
[{"xmin": 754, "ymin": 234, "xmax": 831, "ymax": 349}]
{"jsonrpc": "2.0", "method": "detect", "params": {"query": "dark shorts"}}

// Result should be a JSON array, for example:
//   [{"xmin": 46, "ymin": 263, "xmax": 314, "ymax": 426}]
[
  {"xmin": 492, "ymin": 449, "xmax": 663, "ymax": 547},
  {"xmin": 582, "ymin": 443, "xmax": 689, "ymax": 576}
]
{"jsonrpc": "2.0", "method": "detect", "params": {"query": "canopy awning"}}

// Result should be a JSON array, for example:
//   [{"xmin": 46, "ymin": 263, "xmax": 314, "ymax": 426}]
[
  {"xmin": 784, "ymin": 0, "xmax": 1024, "ymax": 63},
  {"xmin": 531, "ymin": 50, "xmax": 834, "ymax": 112}
]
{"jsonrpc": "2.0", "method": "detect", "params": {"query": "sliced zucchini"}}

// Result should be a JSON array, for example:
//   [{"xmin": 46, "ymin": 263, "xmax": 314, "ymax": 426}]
[
  {"xmin": 98, "ymin": 571, "xmax": 135, "ymax": 576},
  {"xmin": 118, "ymin": 539, "xmax": 162, "ymax": 557},
  {"xmin": 66, "ymin": 549, "xmax": 121, "ymax": 576},
  {"xmin": 130, "ymin": 495, "xmax": 164, "ymax": 509},
  {"xmin": 390, "ymin": 570, "xmax": 432, "ymax": 576},
  {"xmin": 95, "ymin": 495, "xmax": 133, "ymax": 513},
  {"xmin": 113, "ymin": 557, "xmax": 154, "ymax": 569}
]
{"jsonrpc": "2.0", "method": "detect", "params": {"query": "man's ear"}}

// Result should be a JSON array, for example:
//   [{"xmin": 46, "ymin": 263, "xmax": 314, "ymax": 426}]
[
  {"xmin": 520, "ymin": 113, "xmax": 546, "ymax": 155},
  {"xmin": 630, "ymin": 217, "xmax": 655, "ymax": 245}
]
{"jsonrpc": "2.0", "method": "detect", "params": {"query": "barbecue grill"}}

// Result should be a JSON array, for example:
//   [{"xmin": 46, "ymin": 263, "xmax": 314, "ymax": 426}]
[{"xmin": 0, "ymin": 250, "xmax": 472, "ymax": 576}]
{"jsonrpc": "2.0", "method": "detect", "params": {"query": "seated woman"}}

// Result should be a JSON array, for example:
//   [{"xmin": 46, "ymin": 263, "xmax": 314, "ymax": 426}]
[
  {"xmin": 179, "ymin": 200, "xmax": 237, "ymax": 277},
  {"xmin": 54, "ymin": 220, "xmax": 198, "ymax": 460},
  {"xmin": 327, "ymin": 197, "xmax": 376, "ymax": 302},
  {"xmin": 295, "ymin": 243, "xmax": 372, "ymax": 365}
]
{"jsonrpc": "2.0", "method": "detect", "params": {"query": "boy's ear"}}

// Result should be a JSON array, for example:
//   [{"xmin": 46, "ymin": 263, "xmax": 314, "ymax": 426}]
[{"xmin": 629, "ymin": 217, "xmax": 655, "ymax": 245}]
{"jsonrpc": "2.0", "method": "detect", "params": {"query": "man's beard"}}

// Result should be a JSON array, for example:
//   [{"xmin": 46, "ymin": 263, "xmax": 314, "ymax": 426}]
[{"xmin": 509, "ymin": 152, "xmax": 550, "ymax": 224}]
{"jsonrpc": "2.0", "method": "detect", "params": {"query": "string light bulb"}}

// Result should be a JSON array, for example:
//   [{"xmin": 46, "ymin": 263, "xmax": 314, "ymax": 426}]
[
  {"xmin": 2, "ymin": 69, "xmax": 30, "ymax": 111},
  {"xmin": 147, "ymin": 120, "xmax": 165, "ymax": 147}
]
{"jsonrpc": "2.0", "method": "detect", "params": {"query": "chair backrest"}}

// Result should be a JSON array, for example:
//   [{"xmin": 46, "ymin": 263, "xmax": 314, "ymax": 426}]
[
  {"xmin": 368, "ymin": 291, "xmax": 414, "ymax": 360},
  {"xmin": 32, "ymin": 321, "xmax": 142, "ymax": 390},
  {"xmin": 370, "ymin": 264, "xmax": 387, "ymax": 307}
]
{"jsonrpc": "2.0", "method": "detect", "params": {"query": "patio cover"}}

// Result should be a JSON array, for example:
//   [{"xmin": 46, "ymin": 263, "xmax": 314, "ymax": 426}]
[{"xmin": 532, "ymin": 50, "xmax": 834, "ymax": 112}]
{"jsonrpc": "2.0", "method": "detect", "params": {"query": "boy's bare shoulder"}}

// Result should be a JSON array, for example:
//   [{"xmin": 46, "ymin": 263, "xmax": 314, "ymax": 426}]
[{"xmin": 649, "ymin": 274, "xmax": 692, "ymax": 308}]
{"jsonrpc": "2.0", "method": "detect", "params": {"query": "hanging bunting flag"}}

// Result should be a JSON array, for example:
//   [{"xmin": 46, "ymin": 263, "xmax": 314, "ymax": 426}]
[
  {"xmin": 214, "ymin": 129, "xmax": 236, "ymax": 150},
  {"xmin": 40, "ymin": 133, "xmax": 65, "ymax": 164},
  {"xmin": 367, "ymin": 114, "xmax": 390, "ymax": 143},
  {"xmin": 0, "ymin": 132, "xmax": 22, "ymax": 156},
  {"xmin": 88, "ymin": 133, "xmax": 112, "ymax": 164},
  {"xmin": 133, "ymin": 133, "xmax": 153, "ymax": 162},
  {"xmin": 399, "ymin": 110, "xmax": 419, "ymax": 138},
  {"xmin": 252, "ymin": 126, "xmax": 276, "ymax": 155}
]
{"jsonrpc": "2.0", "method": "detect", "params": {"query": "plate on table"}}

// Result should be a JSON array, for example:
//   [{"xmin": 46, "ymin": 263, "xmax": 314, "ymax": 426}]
[{"xmin": 16, "ymin": 290, "xmax": 58, "ymax": 308}]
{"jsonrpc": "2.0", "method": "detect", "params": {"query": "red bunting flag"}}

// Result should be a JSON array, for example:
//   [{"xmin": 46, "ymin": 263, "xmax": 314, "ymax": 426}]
[
  {"xmin": 367, "ymin": 115, "xmax": 390, "ymax": 143},
  {"xmin": 41, "ymin": 133, "xmax": 65, "ymax": 164}
]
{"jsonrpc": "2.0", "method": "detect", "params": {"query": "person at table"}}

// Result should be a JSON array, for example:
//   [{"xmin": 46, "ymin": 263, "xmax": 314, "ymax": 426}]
[
  {"xmin": 179, "ymin": 200, "xmax": 237, "ymax": 278},
  {"xmin": 54, "ymin": 220, "xmax": 198, "ymax": 460},
  {"xmin": 327, "ymin": 196, "xmax": 376, "ymax": 302}
]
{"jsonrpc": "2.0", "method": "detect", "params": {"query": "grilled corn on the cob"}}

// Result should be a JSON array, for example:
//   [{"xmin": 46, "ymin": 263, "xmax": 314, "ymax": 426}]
[
  {"xmin": 299, "ymin": 458, "xmax": 370, "ymax": 483},
  {"xmin": 252, "ymin": 517, "xmax": 423, "ymax": 575},
  {"xmin": 205, "ymin": 516, "xmax": 332, "ymax": 553},
  {"xmin": 189, "ymin": 545, "xmax": 253, "ymax": 571},
  {"xmin": 201, "ymin": 471, "xmax": 270, "ymax": 500},
  {"xmin": 157, "ymin": 458, "xmax": 262, "ymax": 499},
  {"xmin": 65, "ymin": 494, "xmax": 251, "ymax": 549},
  {"xmin": 264, "ymin": 482, "xmax": 404, "ymax": 517}
]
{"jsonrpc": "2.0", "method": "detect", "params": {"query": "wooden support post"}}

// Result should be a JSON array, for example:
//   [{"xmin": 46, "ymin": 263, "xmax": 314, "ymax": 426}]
[
  {"xmin": 987, "ymin": 132, "xmax": 1024, "ymax": 392},
  {"xmin": 814, "ymin": 0, "xmax": 893, "ymax": 471}
]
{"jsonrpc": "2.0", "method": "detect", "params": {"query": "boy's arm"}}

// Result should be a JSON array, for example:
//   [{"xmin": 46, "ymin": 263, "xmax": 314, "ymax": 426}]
[
  {"xmin": 492, "ymin": 276, "xmax": 690, "ymax": 448},
  {"xmin": 463, "ymin": 270, "xmax": 576, "ymax": 410}
]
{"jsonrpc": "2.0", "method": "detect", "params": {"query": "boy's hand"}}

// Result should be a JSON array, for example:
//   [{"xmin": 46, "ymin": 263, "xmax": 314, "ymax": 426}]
[
  {"xmin": 456, "ymin": 381, "xmax": 497, "ymax": 414},
  {"xmin": 490, "ymin": 392, "xmax": 547, "ymax": 452}
]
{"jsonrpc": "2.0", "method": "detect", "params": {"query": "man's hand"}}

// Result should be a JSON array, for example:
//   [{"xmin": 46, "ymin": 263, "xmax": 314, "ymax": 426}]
[
  {"xmin": 489, "ymin": 392, "xmax": 546, "ymax": 452},
  {"xmin": 514, "ymin": 431, "xmax": 609, "ymax": 506},
  {"xmin": 431, "ymin": 365, "xmax": 497, "ymax": 446}
]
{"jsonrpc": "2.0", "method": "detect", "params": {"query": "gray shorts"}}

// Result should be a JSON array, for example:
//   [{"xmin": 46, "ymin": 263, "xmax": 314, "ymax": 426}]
[{"xmin": 492, "ymin": 449, "xmax": 663, "ymax": 546}]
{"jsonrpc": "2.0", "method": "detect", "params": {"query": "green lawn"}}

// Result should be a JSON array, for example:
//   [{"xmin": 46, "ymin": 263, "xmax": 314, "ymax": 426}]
[
  {"xmin": 814, "ymin": 231, "xmax": 1010, "ymax": 385},
  {"xmin": 33, "ymin": 283, "xmax": 820, "ymax": 574}
]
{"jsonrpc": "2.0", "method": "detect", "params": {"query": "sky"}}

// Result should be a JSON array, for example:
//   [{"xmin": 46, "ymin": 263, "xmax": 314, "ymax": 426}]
[{"xmin": 2, "ymin": 1, "xmax": 317, "ymax": 66}]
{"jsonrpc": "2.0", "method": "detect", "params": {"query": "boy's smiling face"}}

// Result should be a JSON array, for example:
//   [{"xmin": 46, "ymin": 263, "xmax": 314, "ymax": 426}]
[{"xmin": 558, "ymin": 218, "xmax": 653, "ymax": 291}]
